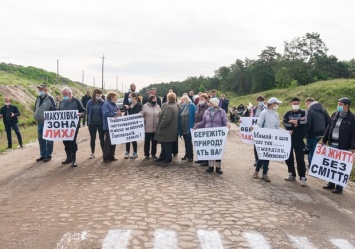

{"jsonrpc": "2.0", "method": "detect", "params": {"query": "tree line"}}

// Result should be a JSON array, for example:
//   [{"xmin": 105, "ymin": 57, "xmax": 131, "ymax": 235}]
[{"xmin": 140, "ymin": 32, "xmax": 355, "ymax": 97}]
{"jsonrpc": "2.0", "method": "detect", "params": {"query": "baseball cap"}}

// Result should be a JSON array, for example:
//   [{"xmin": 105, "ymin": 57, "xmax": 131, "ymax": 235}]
[
  {"xmin": 37, "ymin": 84, "xmax": 47, "ymax": 89},
  {"xmin": 268, "ymin": 97, "xmax": 282, "ymax": 104}
]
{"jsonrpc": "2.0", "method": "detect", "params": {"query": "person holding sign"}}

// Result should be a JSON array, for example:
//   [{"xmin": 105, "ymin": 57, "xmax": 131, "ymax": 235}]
[
  {"xmin": 252, "ymin": 95, "xmax": 266, "ymax": 166},
  {"xmin": 142, "ymin": 95, "xmax": 161, "ymax": 160},
  {"xmin": 321, "ymin": 97, "xmax": 355, "ymax": 194},
  {"xmin": 102, "ymin": 92, "xmax": 122, "ymax": 163},
  {"xmin": 194, "ymin": 93, "xmax": 209, "ymax": 165},
  {"xmin": 155, "ymin": 93, "xmax": 179, "ymax": 164},
  {"xmin": 178, "ymin": 95, "xmax": 197, "ymax": 162},
  {"xmin": 86, "ymin": 89, "xmax": 105, "ymax": 159},
  {"xmin": 59, "ymin": 87, "xmax": 86, "ymax": 167},
  {"xmin": 124, "ymin": 92, "xmax": 142, "ymax": 159},
  {"xmin": 282, "ymin": 97, "xmax": 308, "ymax": 186},
  {"xmin": 252, "ymin": 97, "xmax": 282, "ymax": 182},
  {"xmin": 194, "ymin": 98, "xmax": 230, "ymax": 174}
]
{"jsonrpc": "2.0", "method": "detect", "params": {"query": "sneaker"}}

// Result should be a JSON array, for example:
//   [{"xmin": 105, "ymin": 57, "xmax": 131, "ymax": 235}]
[
  {"xmin": 89, "ymin": 153, "xmax": 95, "ymax": 159},
  {"xmin": 285, "ymin": 173, "xmax": 296, "ymax": 181},
  {"xmin": 206, "ymin": 167, "xmax": 214, "ymax": 173},
  {"xmin": 253, "ymin": 171, "xmax": 259, "ymax": 179},
  {"xmin": 124, "ymin": 152, "xmax": 129, "ymax": 159},
  {"xmin": 130, "ymin": 152, "xmax": 138, "ymax": 159},
  {"xmin": 262, "ymin": 175, "xmax": 271, "ymax": 182},
  {"xmin": 300, "ymin": 177, "xmax": 307, "ymax": 187}
]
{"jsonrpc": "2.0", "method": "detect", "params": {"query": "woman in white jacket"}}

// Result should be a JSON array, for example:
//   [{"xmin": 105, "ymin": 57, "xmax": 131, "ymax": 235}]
[{"xmin": 252, "ymin": 97, "xmax": 282, "ymax": 182}]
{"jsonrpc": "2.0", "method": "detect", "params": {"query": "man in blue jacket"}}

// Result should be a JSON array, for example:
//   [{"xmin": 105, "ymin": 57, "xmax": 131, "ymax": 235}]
[{"xmin": 0, "ymin": 97, "xmax": 23, "ymax": 149}]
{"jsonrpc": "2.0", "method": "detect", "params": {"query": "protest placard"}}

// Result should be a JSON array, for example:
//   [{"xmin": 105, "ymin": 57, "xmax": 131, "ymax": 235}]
[
  {"xmin": 240, "ymin": 117, "xmax": 258, "ymax": 144},
  {"xmin": 308, "ymin": 144, "xmax": 354, "ymax": 187},
  {"xmin": 108, "ymin": 113, "xmax": 145, "ymax": 145},
  {"xmin": 43, "ymin": 110, "xmax": 79, "ymax": 141},
  {"xmin": 191, "ymin": 127, "xmax": 228, "ymax": 160},
  {"xmin": 253, "ymin": 128, "xmax": 291, "ymax": 161}
]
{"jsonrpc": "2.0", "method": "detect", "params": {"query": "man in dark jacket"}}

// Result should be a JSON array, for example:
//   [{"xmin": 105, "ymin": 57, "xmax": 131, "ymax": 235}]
[
  {"xmin": 219, "ymin": 93, "xmax": 229, "ymax": 114},
  {"xmin": 282, "ymin": 97, "xmax": 308, "ymax": 186},
  {"xmin": 304, "ymin": 97, "xmax": 330, "ymax": 167},
  {"xmin": 81, "ymin": 90, "xmax": 91, "ymax": 126},
  {"xmin": 143, "ymin": 88, "xmax": 161, "ymax": 106},
  {"xmin": 0, "ymin": 97, "xmax": 23, "ymax": 149},
  {"xmin": 322, "ymin": 97, "xmax": 355, "ymax": 194}
]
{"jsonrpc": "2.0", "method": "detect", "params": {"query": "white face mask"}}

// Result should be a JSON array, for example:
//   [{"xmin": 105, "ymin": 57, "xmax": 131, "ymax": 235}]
[
  {"xmin": 5, "ymin": 102, "xmax": 10, "ymax": 106},
  {"xmin": 292, "ymin": 105, "xmax": 300, "ymax": 110},
  {"xmin": 272, "ymin": 105, "xmax": 279, "ymax": 110},
  {"xmin": 199, "ymin": 101, "xmax": 205, "ymax": 105}
]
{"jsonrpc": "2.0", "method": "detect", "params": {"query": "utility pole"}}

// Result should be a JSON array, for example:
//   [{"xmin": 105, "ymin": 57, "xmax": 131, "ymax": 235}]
[
  {"xmin": 57, "ymin": 59, "xmax": 59, "ymax": 84},
  {"xmin": 116, "ymin": 75, "xmax": 118, "ymax": 91},
  {"xmin": 82, "ymin": 70, "xmax": 84, "ymax": 85},
  {"xmin": 101, "ymin": 54, "xmax": 106, "ymax": 90}
]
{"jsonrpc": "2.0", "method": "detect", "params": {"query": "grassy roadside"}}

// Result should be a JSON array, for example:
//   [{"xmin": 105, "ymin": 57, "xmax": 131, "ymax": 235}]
[{"xmin": 0, "ymin": 125, "xmax": 37, "ymax": 152}]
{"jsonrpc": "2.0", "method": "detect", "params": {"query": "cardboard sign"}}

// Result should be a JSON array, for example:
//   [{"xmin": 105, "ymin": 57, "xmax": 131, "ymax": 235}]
[
  {"xmin": 308, "ymin": 144, "xmax": 354, "ymax": 187},
  {"xmin": 43, "ymin": 110, "xmax": 79, "ymax": 141},
  {"xmin": 108, "ymin": 113, "xmax": 145, "ymax": 145},
  {"xmin": 240, "ymin": 117, "xmax": 258, "ymax": 144}
]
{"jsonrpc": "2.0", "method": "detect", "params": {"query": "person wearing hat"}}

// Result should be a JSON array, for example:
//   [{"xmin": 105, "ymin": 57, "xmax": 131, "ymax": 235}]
[
  {"xmin": 34, "ymin": 84, "xmax": 56, "ymax": 162},
  {"xmin": 282, "ymin": 97, "xmax": 308, "ymax": 186},
  {"xmin": 194, "ymin": 97, "xmax": 230, "ymax": 174},
  {"xmin": 322, "ymin": 97, "xmax": 355, "ymax": 194},
  {"xmin": 252, "ymin": 97, "xmax": 282, "ymax": 182},
  {"xmin": 0, "ymin": 97, "xmax": 23, "ymax": 149}
]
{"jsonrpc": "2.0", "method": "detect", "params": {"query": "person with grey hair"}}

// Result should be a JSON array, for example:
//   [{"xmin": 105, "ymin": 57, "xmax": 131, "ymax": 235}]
[
  {"xmin": 59, "ymin": 87, "xmax": 86, "ymax": 167},
  {"xmin": 178, "ymin": 95, "xmax": 196, "ymax": 162}
]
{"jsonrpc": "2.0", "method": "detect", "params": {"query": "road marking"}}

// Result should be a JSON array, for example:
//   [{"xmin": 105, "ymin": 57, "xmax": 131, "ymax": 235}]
[
  {"xmin": 197, "ymin": 230, "xmax": 224, "ymax": 249},
  {"xmin": 56, "ymin": 231, "xmax": 87, "ymax": 249},
  {"xmin": 154, "ymin": 229, "xmax": 178, "ymax": 249},
  {"xmin": 289, "ymin": 235, "xmax": 317, "ymax": 249},
  {"xmin": 331, "ymin": 239, "xmax": 355, "ymax": 249},
  {"xmin": 243, "ymin": 232, "xmax": 271, "ymax": 249},
  {"xmin": 102, "ymin": 229, "xmax": 131, "ymax": 249}
]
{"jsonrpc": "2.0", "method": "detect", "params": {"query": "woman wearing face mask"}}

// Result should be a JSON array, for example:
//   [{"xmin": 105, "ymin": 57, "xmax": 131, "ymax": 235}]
[
  {"xmin": 142, "ymin": 95, "xmax": 161, "ymax": 159},
  {"xmin": 282, "ymin": 97, "xmax": 308, "ymax": 186},
  {"xmin": 252, "ymin": 97, "xmax": 282, "ymax": 182},
  {"xmin": 86, "ymin": 89, "xmax": 105, "ymax": 159},
  {"xmin": 124, "ymin": 92, "xmax": 142, "ymax": 159},
  {"xmin": 193, "ymin": 98, "xmax": 230, "ymax": 174},
  {"xmin": 251, "ymin": 96, "xmax": 266, "ymax": 166},
  {"xmin": 178, "ymin": 95, "xmax": 197, "ymax": 162},
  {"xmin": 194, "ymin": 93, "xmax": 209, "ymax": 165}
]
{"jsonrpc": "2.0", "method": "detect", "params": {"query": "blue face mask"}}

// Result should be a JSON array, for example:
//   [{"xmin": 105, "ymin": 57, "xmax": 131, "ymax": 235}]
[
  {"xmin": 337, "ymin": 105, "xmax": 344, "ymax": 112},
  {"xmin": 128, "ymin": 98, "xmax": 132, "ymax": 103},
  {"xmin": 62, "ymin": 96, "xmax": 69, "ymax": 101},
  {"xmin": 258, "ymin": 102, "xmax": 264, "ymax": 107},
  {"xmin": 209, "ymin": 107, "xmax": 214, "ymax": 111},
  {"xmin": 39, "ymin": 91, "xmax": 45, "ymax": 96}
]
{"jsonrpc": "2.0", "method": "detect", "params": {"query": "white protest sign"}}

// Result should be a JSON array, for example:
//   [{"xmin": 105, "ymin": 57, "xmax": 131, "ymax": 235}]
[
  {"xmin": 191, "ymin": 127, "xmax": 228, "ymax": 160},
  {"xmin": 308, "ymin": 144, "xmax": 354, "ymax": 187},
  {"xmin": 240, "ymin": 117, "xmax": 258, "ymax": 144},
  {"xmin": 253, "ymin": 128, "xmax": 291, "ymax": 161},
  {"xmin": 43, "ymin": 110, "xmax": 79, "ymax": 141},
  {"xmin": 108, "ymin": 113, "xmax": 145, "ymax": 145}
]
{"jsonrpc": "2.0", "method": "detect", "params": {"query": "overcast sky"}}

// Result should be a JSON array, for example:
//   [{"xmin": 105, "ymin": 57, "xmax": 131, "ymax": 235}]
[{"xmin": 1, "ymin": 0, "xmax": 354, "ymax": 91}]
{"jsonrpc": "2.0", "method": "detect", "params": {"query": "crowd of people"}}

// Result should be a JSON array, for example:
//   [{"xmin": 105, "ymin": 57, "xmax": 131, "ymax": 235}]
[{"xmin": 1, "ymin": 85, "xmax": 354, "ymax": 193}]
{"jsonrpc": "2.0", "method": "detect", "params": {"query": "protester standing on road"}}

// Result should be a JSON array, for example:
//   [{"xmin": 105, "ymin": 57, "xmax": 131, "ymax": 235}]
[
  {"xmin": 142, "ymin": 95, "xmax": 161, "ymax": 160},
  {"xmin": 102, "ymin": 92, "xmax": 122, "ymax": 163},
  {"xmin": 81, "ymin": 90, "xmax": 91, "ymax": 127},
  {"xmin": 142, "ymin": 88, "xmax": 151, "ymax": 105},
  {"xmin": 0, "ymin": 97, "xmax": 23, "ymax": 149},
  {"xmin": 282, "ymin": 97, "xmax": 308, "ymax": 186},
  {"xmin": 178, "ymin": 95, "xmax": 196, "ymax": 162},
  {"xmin": 188, "ymin": 91, "xmax": 195, "ymax": 103},
  {"xmin": 34, "ymin": 84, "xmax": 56, "ymax": 162},
  {"xmin": 251, "ymin": 96, "xmax": 266, "ymax": 166},
  {"xmin": 304, "ymin": 97, "xmax": 330, "ymax": 167},
  {"xmin": 194, "ymin": 98, "xmax": 230, "ymax": 174},
  {"xmin": 162, "ymin": 89, "xmax": 173, "ymax": 104},
  {"xmin": 144, "ymin": 88, "xmax": 162, "ymax": 107},
  {"xmin": 59, "ymin": 87, "xmax": 86, "ymax": 167},
  {"xmin": 155, "ymin": 93, "xmax": 179, "ymax": 163},
  {"xmin": 322, "ymin": 97, "xmax": 355, "ymax": 194},
  {"xmin": 194, "ymin": 93, "xmax": 209, "ymax": 165},
  {"xmin": 86, "ymin": 89, "xmax": 105, "ymax": 159},
  {"xmin": 123, "ymin": 84, "xmax": 138, "ymax": 106},
  {"xmin": 252, "ymin": 97, "xmax": 282, "ymax": 182},
  {"xmin": 124, "ymin": 92, "xmax": 142, "ymax": 159}
]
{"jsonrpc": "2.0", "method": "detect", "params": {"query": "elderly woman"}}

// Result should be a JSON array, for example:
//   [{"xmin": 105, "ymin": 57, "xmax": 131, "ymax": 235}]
[
  {"xmin": 155, "ymin": 93, "xmax": 179, "ymax": 163},
  {"xmin": 102, "ymin": 92, "xmax": 122, "ymax": 163},
  {"xmin": 86, "ymin": 89, "xmax": 105, "ymax": 159},
  {"xmin": 194, "ymin": 98, "xmax": 230, "ymax": 174},
  {"xmin": 142, "ymin": 95, "xmax": 161, "ymax": 159},
  {"xmin": 124, "ymin": 92, "xmax": 142, "ymax": 159},
  {"xmin": 194, "ymin": 93, "xmax": 209, "ymax": 164},
  {"xmin": 252, "ymin": 97, "xmax": 282, "ymax": 182},
  {"xmin": 178, "ymin": 95, "xmax": 197, "ymax": 162}
]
